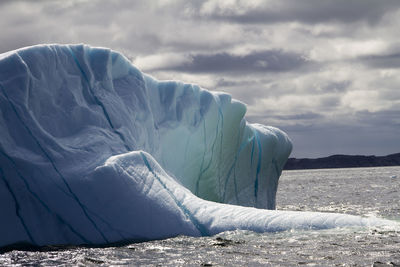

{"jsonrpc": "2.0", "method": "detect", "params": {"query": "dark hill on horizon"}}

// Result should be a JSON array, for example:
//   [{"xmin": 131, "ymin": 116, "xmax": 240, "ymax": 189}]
[{"xmin": 283, "ymin": 153, "xmax": 400, "ymax": 170}]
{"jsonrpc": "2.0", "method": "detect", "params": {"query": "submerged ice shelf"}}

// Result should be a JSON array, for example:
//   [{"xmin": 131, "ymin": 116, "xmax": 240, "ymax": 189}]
[{"xmin": 0, "ymin": 45, "xmax": 396, "ymax": 248}]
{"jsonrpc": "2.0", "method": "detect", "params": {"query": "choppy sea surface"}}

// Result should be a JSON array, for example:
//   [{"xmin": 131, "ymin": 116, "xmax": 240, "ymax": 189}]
[{"xmin": 1, "ymin": 166, "xmax": 399, "ymax": 266}]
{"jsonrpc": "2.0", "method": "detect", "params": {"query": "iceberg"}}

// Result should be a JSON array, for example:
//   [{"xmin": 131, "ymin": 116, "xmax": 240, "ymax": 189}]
[{"xmin": 0, "ymin": 45, "xmax": 396, "ymax": 248}]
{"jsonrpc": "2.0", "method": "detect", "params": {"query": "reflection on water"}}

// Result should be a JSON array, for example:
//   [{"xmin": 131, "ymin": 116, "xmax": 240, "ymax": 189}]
[{"xmin": 276, "ymin": 166, "xmax": 400, "ymax": 220}]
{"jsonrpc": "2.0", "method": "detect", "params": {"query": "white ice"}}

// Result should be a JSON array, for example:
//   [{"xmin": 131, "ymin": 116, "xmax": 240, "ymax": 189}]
[{"xmin": 0, "ymin": 45, "xmax": 396, "ymax": 248}]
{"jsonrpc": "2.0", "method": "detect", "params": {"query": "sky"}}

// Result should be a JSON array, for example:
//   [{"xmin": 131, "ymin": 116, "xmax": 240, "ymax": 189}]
[{"xmin": 1, "ymin": 0, "xmax": 400, "ymax": 158}]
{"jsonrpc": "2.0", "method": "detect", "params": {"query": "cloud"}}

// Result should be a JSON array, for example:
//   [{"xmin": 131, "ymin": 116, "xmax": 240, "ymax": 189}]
[
  {"xmin": 1, "ymin": 0, "xmax": 400, "ymax": 157},
  {"xmin": 361, "ymin": 52, "xmax": 400, "ymax": 69},
  {"xmin": 270, "ymin": 112, "xmax": 323, "ymax": 121},
  {"xmin": 198, "ymin": 0, "xmax": 400, "ymax": 25},
  {"xmin": 134, "ymin": 53, "xmax": 190, "ymax": 72},
  {"xmin": 356, "ymin": 109, "xmax": 400, "ymax": 128},
  {"xmin": 248, "ymin": 109, "xmax": 400, "ymax": 158},
  {"xmin": 137, "ymin": 50, "xmax": 309, "ymax": 73},
  {"xmin": 309, "ymin": 39, "xmax": 390, "ymax": 62}
]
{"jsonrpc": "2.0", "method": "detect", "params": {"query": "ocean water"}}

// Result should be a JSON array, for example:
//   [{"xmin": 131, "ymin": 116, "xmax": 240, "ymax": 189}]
[{"xmin": 1, "ymin": 166, "xmax": 399, "ymax": 266}]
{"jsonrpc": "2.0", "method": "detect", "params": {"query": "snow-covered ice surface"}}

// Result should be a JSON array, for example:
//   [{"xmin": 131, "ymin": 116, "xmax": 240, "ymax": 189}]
[{"xmin": 0, "ymin": 45, "xmax": 397, "ymax": 249}]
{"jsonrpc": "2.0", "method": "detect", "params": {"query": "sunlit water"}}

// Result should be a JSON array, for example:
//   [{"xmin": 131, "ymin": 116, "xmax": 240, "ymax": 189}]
[{"xmin": 1, "ymin": 166, "xmax": 399, "ymax": 266}]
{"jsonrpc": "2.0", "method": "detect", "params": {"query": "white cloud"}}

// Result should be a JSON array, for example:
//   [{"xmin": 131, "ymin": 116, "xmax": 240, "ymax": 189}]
[
  {"xmin": 200, "ymin": 0, "xmax": 269, "ymax": 16},
  {"xmin": 342, "ymin": 90, "xmax": 381, "ymax": 112},
  {"xmin": 309, "ymin": 39, "xmax": 389, "ymax": 62},
  {"xmin": 134, "ymin": 53, "xmax": 190, "ymax": 72}
]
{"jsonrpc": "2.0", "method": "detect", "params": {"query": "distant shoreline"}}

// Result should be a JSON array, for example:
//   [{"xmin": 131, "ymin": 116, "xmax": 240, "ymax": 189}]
[{"xmin": 283, "ymin": 153, "xmax": 400, "ymax": 170}]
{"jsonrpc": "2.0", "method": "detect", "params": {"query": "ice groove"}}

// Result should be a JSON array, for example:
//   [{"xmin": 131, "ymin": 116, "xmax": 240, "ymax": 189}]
[
  {"xmin": 140, "ymin": 152, "xmax": 208, "ymax": 236},
  {"xmin": 253, "ymin": 129, "xmax": 262, "ymax": 199},
  {"xmin": 222, "ymin": 126, "xmax": 243, "ymax": 203},
  {"xmin": 0, "ymin": 167, "xmax": 35, "ymax": 245},
  {"xmin": 0, "ymin": 81, "xmax": 108, "ymax": 243},
  {"xmin": 66, "ymin": 46, "xmax": 132, "ymax": 152},
  {"xmin": 0, "ymin": 150, "xmax": 90, "ymax": 244},
  {"xmin": 195, "ymin": 119, "xmax": 208, "ymax": 195}
]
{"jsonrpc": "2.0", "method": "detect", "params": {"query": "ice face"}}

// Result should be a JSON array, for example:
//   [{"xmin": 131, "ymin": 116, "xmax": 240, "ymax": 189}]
[
  {"xmin": 0, "ymin": 45, "xmax": 395, "ymax": 248},
  {"xmin": 145, "ymin": 76, "xmax": 290, "ymax": 209}
]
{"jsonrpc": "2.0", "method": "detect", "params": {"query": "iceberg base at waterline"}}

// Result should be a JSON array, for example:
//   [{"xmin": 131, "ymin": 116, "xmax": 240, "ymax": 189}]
[{"xmin": 0, "ymin": 44, "xmax": 397, "ymax": 248}]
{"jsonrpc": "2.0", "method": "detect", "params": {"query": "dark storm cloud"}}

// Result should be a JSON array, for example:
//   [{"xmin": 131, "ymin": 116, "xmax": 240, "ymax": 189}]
[
  {"xmin": 273, "ymin": 112, "xmax": 323, "ymax": 121},
  {"xmin": 247, "ymin": 113, "xmax": 324, "ymax": 134},
  {"xmin": 247, "ymin": 112, "xmax": 323, "ymax": 127},
  {"xmin": 0, "ymin": 0, "xmax": 12, "ymax": 7},
  {"xmin": 361, "ymin": 53, "xmax": 400, "ymax": 69},
  {"xmin": 322, "ymin": 81, "xmax": 351, "ymax": 93},
  {"xmin": 200, "ymin": 0, "xmax": 400, "ymax": 25},
  {"xmin": 356, "ymin": 109, "xmax": 400, "ymax": 128},
  {"xmin": 215, "ymin": 78, "xmax": 256, "ymax": 88},
  {"xmin": 157, "ymin": 50, "xmax": 308, "ymax": 73},
  {"xmin": 0, "ymin": 0, "xmax": 166, "ymax": 55}
]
